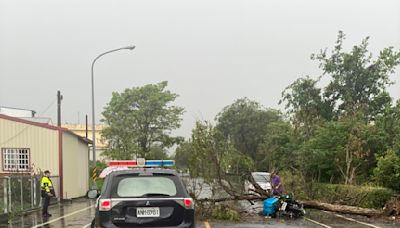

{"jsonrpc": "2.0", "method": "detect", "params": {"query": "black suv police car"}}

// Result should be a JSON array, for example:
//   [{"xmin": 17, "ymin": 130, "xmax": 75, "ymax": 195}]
[{"xmin": 90, "ymin": 168, "xmax": 195, "ymax": 228}]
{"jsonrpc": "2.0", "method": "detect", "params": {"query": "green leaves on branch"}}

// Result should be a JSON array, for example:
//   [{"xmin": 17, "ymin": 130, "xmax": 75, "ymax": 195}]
[
  {"xmin": 311, "ymin": 31, "xmax": 400, "ymax": 121},
  {"xmin": 187, "ymin": 121, "xmax": 253, "ymax": 182},
  {"xmin": 175, "ymin": 121, "xmax": 254, "ymax": 198},
  {"xmin": 280, "ymin": 77, "xmax": 333, "ymax": 140},
  {"xmin": 375, "ymin": 101, "xmax": 400, "ymax": 153},
  {"xmin": 373, "ymin": 149, "xmax": 400, "ymax": 191},
  {"xmin": 281, "ymin": 31, "xmax": 400, "ymax": 186},
  {"xmin": 101, "ymin": 81, "xmax": 184, "ymax": 159},
  {"xmin": 258, "ymin": 121, "xmax": 300, "ymax": 172},
  {"xmin": 303, "ymin": 117, "xmax": 377, "ymax": 184},
  {"xmin": 215, "ymin": 98, "xmax": 282, "ymax": 168}
]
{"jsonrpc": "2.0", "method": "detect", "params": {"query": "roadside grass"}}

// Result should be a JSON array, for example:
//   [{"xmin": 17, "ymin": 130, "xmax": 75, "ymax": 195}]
[
  {"xmin": 309, "ymin": 183, "xmax": 393, "ymax": 209},
  {"xmin": 281, "ymin": 171, "xmax": 393, "ymax": 209},
  {"xmin": 95, "ymin": 179, "xmax": 104, "ymax": 190}
]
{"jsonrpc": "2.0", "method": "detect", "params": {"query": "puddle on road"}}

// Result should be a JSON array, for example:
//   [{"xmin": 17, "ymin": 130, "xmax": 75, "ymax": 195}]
[
  {"xmin": 3, "ymin": 199, "xmax": 95, "ymax": 228},
  {"xmin": 235, "ymin": 201, "xmax": 399, "ymax": 228},
  {"xmin": 306, "ymin": 209, "xmax": 400, "ymax": 228}
]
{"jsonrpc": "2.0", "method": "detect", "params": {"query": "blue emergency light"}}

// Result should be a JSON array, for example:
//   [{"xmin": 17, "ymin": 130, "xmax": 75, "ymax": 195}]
[{"xmin": 145, "ymin": 160, "xmax": 175, "ymax": 167}]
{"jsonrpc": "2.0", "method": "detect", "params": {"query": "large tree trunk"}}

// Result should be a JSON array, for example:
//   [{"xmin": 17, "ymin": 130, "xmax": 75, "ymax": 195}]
[
  {"xmin": 301, "ymin": 200, "xmax": 382, "ymax": 217},
  {"xmin": 196, "ymin": 197, "xmax": 383, "ymax": 217}
]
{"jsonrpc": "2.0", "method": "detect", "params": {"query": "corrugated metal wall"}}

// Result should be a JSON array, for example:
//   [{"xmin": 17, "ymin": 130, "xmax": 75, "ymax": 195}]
[
  {"xmin": 0, "ymin": 118, "xmax": 59, "ymax": 175},
  {"xmin": 62, "ymin": 132, "xmax": 89, "ymax": 199},
  {"xmin": 0, "ymin": 117, "xmax": 90, "ymax": 199}
]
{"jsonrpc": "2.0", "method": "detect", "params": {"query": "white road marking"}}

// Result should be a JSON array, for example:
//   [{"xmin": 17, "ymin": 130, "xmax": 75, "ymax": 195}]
[
  {"xmin": 323, "ymin": 211, "xmax": 381, "ymax": 228},
  {"xmin": 304, "ymin": 217, "xmax": 332, "ymax": 228},
  {"xmin": 82, "ymin": 219, "xmax": 201, "ymax": 228},
  {"xmin": 31, "ymin": 205, "xmax": 94, "ymax": 228}
]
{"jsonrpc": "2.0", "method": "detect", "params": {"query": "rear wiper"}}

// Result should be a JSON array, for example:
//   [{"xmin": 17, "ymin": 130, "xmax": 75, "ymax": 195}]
[{"xmin": 140, "ymin": 193, "xmax": 171, "ymax": 197}]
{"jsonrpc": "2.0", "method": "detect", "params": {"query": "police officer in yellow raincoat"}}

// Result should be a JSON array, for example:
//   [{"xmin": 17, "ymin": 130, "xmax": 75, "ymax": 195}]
[{"xmin": 41, "ymin": 170, "xmax": 55, "ymax": 217}]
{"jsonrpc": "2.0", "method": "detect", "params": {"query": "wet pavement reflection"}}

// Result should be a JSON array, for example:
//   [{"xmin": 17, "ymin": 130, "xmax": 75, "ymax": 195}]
[
  {"xmin": 2, "ymin": 198, "xmax": 96, "ymax": 228},
  {"xmin": 1, "ymin": 197, "xmax": 399, "ymax": 228}
]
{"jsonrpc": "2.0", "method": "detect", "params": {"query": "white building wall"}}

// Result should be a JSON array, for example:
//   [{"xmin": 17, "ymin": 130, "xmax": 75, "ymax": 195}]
[
  {"xmin": 62, "ymin": 132, "xmax": 89, "ymax": 199},
  {"xmin": 0, "ymin": 118, "xmax": 59, "ymax": 175}
]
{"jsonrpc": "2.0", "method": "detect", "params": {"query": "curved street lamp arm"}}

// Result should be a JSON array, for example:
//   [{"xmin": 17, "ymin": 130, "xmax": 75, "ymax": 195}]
[
  {"xmin": 90, "ymin": 45, "xmax": 135, "ymax": 178},
  {"xmin": 91, "ymin": 46, "xmax": 136, "ymax": 74}
]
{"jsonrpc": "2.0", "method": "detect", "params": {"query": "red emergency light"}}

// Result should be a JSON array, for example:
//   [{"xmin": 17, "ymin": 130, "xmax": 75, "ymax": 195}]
[{"xmin": 107, "ymin": 160, "xmax": 137, "ymax": 167}]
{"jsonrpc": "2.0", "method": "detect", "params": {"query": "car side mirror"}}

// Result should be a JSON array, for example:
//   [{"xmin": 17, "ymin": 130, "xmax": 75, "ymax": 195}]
[{"xmin": 87, "ymin": 189, "xmax": 99, "ymax": 199}]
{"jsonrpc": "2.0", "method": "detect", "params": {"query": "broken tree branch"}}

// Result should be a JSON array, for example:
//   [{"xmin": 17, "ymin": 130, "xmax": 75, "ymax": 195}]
[{"xmin": 196, "ymin": 194, "xmax": 267, "ymax": 203}]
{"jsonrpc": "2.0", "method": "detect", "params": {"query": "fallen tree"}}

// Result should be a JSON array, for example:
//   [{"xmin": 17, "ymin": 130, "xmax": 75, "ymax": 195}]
[
  {"xmin": 186, "ymin": 170, "xmax": 392, "ymax": 217},
  {"xmin": 300, "ymin": 200, "xmax": 382, "ymax": 217},
  {"xmin": 184, "ymin": 121, "xmax": 394, "ymax": 218},
  {"xmin": 195, "ymin": 194, "xmax": 384, "ymax": 217}
]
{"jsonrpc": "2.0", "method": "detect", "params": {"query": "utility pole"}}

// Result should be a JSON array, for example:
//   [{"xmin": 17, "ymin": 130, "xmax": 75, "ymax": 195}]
[
  {"xmin": 85, "ymin": 115, "xmax": 88, "ymax": 139},
  {"xmin": 57, "ymin": 91, "xmax": 63, "ymax": 127}
]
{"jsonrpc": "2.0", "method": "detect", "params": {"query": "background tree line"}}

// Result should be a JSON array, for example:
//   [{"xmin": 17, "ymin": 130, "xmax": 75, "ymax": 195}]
[
  {"xmin": 100, "ymin": 31, "xmax": 400, "ymax": 193},
  {"xmin": 176, "ymin": 31, "xmax": 400, "ymax": 192}
]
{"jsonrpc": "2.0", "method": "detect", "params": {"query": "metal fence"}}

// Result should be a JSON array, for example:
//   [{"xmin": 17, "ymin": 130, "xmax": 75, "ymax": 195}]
[{"xmin": 0, "ymin": 176, "xmax": 60, "ymax": 214}]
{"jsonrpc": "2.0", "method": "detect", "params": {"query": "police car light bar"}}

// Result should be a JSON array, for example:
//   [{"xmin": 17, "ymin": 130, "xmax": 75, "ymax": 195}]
[{"xmin": 107, "ymin": 159, "xmax": 175, "ymax": 168}]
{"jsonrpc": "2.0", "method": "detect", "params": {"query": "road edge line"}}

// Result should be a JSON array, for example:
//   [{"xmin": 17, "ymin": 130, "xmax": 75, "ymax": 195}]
[
  {"xmin": 304, "ymin": 217, "xmax": 332, "ymax": 228},
  {"xmin": 323, "ymin": 211, "xmax": 381, "ymax": 228},
  {"xmin": 204, "ymin": 221, "xmax": 211, "ymax": 228},
  {"xmin": 32, "ymin": 205, "xmax": 94, "ymax": 228}
]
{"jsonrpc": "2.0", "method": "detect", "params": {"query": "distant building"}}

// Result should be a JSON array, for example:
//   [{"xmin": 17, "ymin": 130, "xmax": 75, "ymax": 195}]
[
  {"xmin": 0, "ymin": 106, "xmax": 36, "ymax": 118},
  {"xmin": 0, "ymin": 106, "xmax": 53, "ymax": 124},
  {"xmin": 0, "ymin": 114, "xmax": 91, "ymax": 199},
  {"xmin": 62, "ymin": 124, "xmax": 107, "ymax": 161}
]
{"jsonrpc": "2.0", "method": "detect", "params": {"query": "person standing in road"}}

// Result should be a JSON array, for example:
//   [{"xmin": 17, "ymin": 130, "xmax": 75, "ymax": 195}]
[
  {"xmin": 271, "ymin": 171, "xmax": 283, "ymax": 196},
  {"xmin": 41, "ymin": 170, "xmax": 55, "ymax": 217}
]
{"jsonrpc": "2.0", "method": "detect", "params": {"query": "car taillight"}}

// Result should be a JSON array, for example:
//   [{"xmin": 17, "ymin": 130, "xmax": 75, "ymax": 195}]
[
  {"xmin": 184, "ymin": 198, "xmax": 194, "ymax": 209},
  {"xmin": 99, "ymin": 199, "xmax": 112, "ymax": 211}
]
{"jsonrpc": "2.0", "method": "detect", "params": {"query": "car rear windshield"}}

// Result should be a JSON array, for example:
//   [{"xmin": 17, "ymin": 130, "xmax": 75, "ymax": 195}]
[
  {"xmin": 253, "ymin": 174, "xmax": 270, "ymax": 182},
  {"xmin": 114, "ymin": 176, "xmax": 178, "ymax": 197}
]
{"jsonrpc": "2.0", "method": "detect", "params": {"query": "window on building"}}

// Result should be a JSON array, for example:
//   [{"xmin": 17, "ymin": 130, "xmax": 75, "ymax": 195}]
[{"xmin": 1, "ymin": 148, "xmax": 30, "ymax": 172}]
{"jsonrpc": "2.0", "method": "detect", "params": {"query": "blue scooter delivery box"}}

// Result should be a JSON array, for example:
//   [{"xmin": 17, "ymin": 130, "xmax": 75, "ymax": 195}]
[{"xmin": 263, "ymin": 197, "xmax": 279, "ymax": 216}]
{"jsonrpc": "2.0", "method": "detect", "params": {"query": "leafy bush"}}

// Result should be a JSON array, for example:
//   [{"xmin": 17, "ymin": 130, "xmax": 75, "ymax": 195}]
[
  {"xmin": 310, "ymin": 183, "xmax": 393, "ymax": 209},
  {"xmin": 279, "ymin": 170, "xmax": 393, "ymax": 208},
  {"xmin": 280, "ymin": 170, "xmax": 309, "ymax": 200},
  {"xmin": 88, "ymin": 161, "xmax": 107, "ymax": 190},
  {"xmin": 211, "ymin": 204, "xmax": 240, "ymax": 221},
  {"xmin": 194, "ymin": 202, "xmax": 240, "ymax": 222},
  {"xmin": 96, "ymin": 179, "xmax": 104, "ymax": 191},
  {"xmin": 373, "ymin": 149, "xmax": 400, "ymax": 191}
]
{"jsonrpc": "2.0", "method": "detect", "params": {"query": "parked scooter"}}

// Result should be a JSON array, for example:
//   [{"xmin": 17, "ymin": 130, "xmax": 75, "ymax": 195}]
[
  {"xmin": 262, "ymin": 193, "xmax": 305, "ymax": 218},
  {"xmin": 277, "ymin": 193, "xmax": 306, "ymax": 218}
]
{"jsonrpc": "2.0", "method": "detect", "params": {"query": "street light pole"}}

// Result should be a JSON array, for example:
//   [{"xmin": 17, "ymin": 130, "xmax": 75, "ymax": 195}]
[{"xmin": 91, "ymin": 45, "xmax": 135, "ymax": 171}]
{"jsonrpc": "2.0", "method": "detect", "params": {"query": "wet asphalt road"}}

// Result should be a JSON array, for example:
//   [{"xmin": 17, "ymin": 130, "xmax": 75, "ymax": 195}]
[
  {"xmin": 2, "ymin": 198, "xmax": 96, "ymax": 228},
  {"xmin": 1, "ymin": 198, "xmax": 399, "ymax": 228}
]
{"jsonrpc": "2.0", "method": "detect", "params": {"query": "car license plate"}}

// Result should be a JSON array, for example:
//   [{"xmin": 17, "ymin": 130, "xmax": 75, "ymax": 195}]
[{"xmin": 136, "ymin": 207, "xmax": 160, "ymax": 217}]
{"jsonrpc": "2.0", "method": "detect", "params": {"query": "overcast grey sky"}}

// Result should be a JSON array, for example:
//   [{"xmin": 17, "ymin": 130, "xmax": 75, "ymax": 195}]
[{"xmin": 1, "ymin": 0, "xmax": 399, "ymax": 138}]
